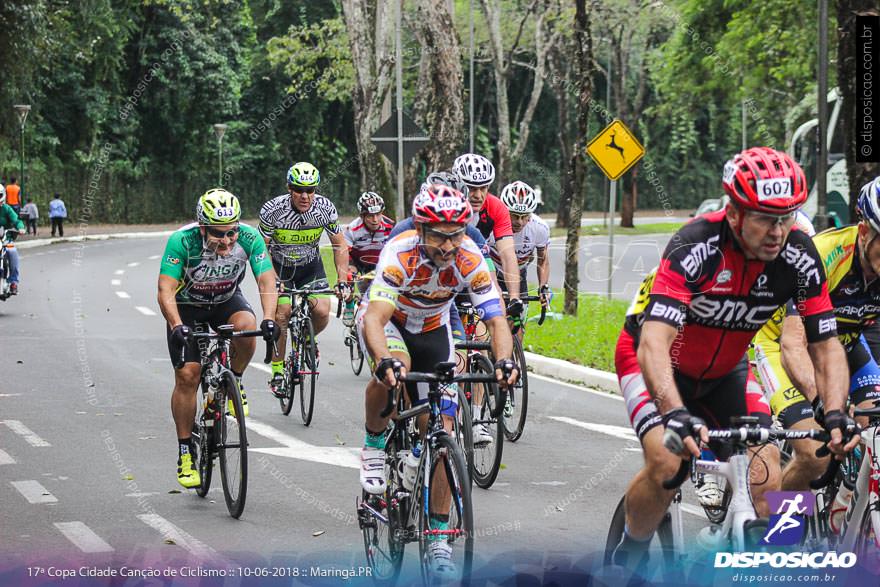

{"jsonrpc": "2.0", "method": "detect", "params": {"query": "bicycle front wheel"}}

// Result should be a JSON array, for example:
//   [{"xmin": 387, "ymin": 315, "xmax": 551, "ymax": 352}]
[
  {"xmin": 299, "ymin": 317, "xmax": 317, "ymax": 425},
  {"xmin": 347, "ymin": 324, "xmax": 364, "ymax": 376},
  {"xmin": 454, "ymin": 386, "xmax": 474, "ymax": 488},
  {"xmin": 193, "ymin": 408, "xmax": 214, "ymax": 498},
  {"xmin": 218, "ymin": 374, "xmax": 248, "ymax": 518},
  {"xmin": 504, "ymin": 336, "xmax": 529, "ymax": 442},
  {"xmin": 280, "ymin": 321, "xmax": 298, "ymax": 416},
  {"xmin": 418, "ymin": 434, "xmax": 474, "ymax": 585},
  {"xmin": 469, "ymin": 354, "xmax": 504, "ymax": 489}
]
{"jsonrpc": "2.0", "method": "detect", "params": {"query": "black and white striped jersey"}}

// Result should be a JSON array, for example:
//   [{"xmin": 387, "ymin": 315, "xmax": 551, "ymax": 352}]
[{"xmin": 258, "ymin": 194, "xmax": 340, "ymax": 267}]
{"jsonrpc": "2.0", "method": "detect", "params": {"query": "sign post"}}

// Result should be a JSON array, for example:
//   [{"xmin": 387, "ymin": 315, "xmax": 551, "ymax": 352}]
[{"xmin": 586, "ymin": 119, "xmax": 645, "ymax": 299}]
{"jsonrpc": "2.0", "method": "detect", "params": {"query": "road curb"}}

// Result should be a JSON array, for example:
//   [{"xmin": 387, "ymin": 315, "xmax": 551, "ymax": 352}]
[
  {"xmin": 16, "ymin": 231, "xmax": 173, "ymax": 250},
  {"xmin": 523, "ymin": 351, "xmax": 619, "ymax": 393}
]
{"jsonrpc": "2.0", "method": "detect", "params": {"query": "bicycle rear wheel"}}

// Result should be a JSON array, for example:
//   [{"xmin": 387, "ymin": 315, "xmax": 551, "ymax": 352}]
[
  {"xmin": 417, "ymin": 434, "xmax": 474, "ymax": 585},
  {"xmin": 504, "ymin": 336, "xmax": 529, "ymax": 442},
  {"xmin": 299, "ymin": 317, "xmax": 317, "ymax": 426},
  {"xmin": 218, "ymin": 374, "xmax": 248, "ymax": 518},
  {"xmin": 469, "ymin": 354, "xmax": 504, "ymax": 489}
]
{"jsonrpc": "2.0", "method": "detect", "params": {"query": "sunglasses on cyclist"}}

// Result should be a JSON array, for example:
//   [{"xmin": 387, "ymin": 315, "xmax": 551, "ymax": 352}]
[
  {"xmin": 745, "ymin": 210, "xmax": 797, "ymax": 229},
  {"xmin": 423, "ymin": 226, "xmax": 466, "ymax": 244},
  {"xmin": 205, "ymin": 226, "xmax": 240, "ymax": 239},
  {"xmin": 289, "ymin": 185, "xmax": 316, "ymax": 194}
]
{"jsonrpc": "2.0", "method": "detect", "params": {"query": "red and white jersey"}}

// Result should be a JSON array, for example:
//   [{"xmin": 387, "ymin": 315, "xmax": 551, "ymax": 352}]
[
  {"xmin": 343, "ymin": 215, "xmax": 395, "ymax": 272},
  {"xmin": 487, "ymin": 215, "xmax": 550, "ymax": 269},
  {"xmin": 369, "ymin": 230, "xmax": 503, "ymax": 334}
]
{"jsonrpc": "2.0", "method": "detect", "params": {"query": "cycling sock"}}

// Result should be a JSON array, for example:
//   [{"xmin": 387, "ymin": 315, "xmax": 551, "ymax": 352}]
[
  {"xmin": 429, "ymin": 515, "xmax": 449, "ymax": 541},
  {"xmin": 178, "ymin": 438, "xmax": 192, "ymax": 457},
  {"xmin": 364, "ymin": 428, "xmax": 386, "ymax": 450},
  {"xmin": 271, "ymin": 360, "xmax": 284, "ymax": 375}
]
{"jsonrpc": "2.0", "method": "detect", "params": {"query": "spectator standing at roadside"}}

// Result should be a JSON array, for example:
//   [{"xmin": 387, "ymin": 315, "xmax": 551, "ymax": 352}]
[
  {"xmin": 21, "ymin": 199, "xmax": 38, "ymax": 235},
  {"xmin": 49, "ymin": 193, "xmax": 67, "ymax": 236},
  {"xmin": 5, "ymin": 178, "xmax": 21, "ymax": 216}
]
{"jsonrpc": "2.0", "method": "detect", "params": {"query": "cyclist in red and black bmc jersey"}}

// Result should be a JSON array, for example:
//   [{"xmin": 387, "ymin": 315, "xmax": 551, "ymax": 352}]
[
  {"xmin": 612, "ymin": 147, "xmax": 859, "ymax": 569},
  {"xmin": 453, "ymin": 153, "xmax": 523, "ymax": 323}
]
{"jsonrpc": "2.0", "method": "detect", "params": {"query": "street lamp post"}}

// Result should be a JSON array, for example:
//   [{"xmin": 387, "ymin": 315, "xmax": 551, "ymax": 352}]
[
  {"xmin": 14, "ymin": 105, "xmax": 31, "ymax": 197},
  {"xmin": 213, "ymin": 124, "xmax": 228, "ymax": 186}
]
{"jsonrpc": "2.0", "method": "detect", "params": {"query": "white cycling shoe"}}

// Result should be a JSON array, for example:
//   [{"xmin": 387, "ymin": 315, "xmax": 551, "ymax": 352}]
[
  {"xmin": 696, "ymin": 473, "xmax": 725, "ymax": 508},
  {"xmin": 473, "ymin": 423, "xmax": 493, "ymax": 445},
  {"xmin": 427, "ymin": 540, "xmax": 456, "ymax": 578},
  {"xmin": 360, "ymin": 448, "xmax": 387, "ymax": 495}
]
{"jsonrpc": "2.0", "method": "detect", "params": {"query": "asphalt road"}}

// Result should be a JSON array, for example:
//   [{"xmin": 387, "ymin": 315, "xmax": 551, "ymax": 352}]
[{"xmin": 0, "ymin": 235, "xmax": 706, "ymax": 584}]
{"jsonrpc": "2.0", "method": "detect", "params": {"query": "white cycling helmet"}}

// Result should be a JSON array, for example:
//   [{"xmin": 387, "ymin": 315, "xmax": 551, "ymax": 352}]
[
  {"xmin": 500, "ymin": 181, "xmax": 538, "ymax": 214},
  {"xmin": 453, "ymin": 153, "xmax": 495, "ymax": 187}
]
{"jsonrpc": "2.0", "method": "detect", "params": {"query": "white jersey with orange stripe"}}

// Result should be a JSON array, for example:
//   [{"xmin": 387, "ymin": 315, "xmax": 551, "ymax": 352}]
[{"xmin": 368, "ymin": 230, "xmax": 504, "ymax": 334}]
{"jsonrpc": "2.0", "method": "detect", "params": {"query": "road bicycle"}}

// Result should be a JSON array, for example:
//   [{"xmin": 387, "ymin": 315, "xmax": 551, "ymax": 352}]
[
  {"xmin": 455, "ymin": 301, "xmax": 506, "ymax": 489},
  {"xmin": 0, "ymin": 228, "xmax": 18, "ymax": 301},
  {"xmin": 502, "ymin": 292, "xmax": 547, "ymax": 442},
  {"xmin": 357, "ymin": 361, "xmax": 494, "ymax": 585},
  {"xmin": 604, "ymin": 417, "xmax": 831, "ymax": 575},
  {"xmin": 343, "ymin": 272, "xmax": 374, "ymax": 376},
  {"xmin": 274, "ymin": 287, "xmax": 337, "ymax": 425},
  {"xmin": 187, "ymin": 324, "xmax": 273, "ymax": 518}
]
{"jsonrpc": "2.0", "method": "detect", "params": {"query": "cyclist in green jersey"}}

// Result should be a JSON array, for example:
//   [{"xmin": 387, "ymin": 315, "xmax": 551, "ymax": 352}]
[{"xmin": 158, "ymin": 189, "xmax": 278, "ymax": 488}]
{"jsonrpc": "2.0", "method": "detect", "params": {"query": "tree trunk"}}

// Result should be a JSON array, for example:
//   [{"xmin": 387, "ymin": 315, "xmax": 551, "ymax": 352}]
[
  {"xmin": 480, "ymin": 0, "xmax": 511, "ymax": 182},
  {"xmin": 411, "ymin": 0, "xmax": 465, "ymax": 170},
  {"xmin": 548, "ymin": 44, "xmax": 572, "ymax": 229},
  {"xmin": 564, "ymin": 0, "xmax": 593, "ymax": 316},
  {"xmin": 341, "ymin": 0, "xmax": 394, "ymax": 201},
  {"xmin": 838, "ymin": 1, "xmax": 880, "ymax": 218}
]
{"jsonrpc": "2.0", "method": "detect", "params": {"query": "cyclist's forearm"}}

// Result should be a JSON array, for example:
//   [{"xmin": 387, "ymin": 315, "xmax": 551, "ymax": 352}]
[
  {"xmin": 362, "ymin": 305, "xmax": 394, "ymax": 362},
  {"xmin": 808, "ymin": 336, "xmax": 848, "ymax": 413},
  {"xmin": 256, "ymin": 271, "xmax": 278, "ymax": 320},
  {"xmin": 780, "ymin": 316, "xmax": 817, "ymax": 402},
  {"xmin": 500, "ymin": 250, "xmax": 520, "ymax": 297},
  {"xmin": 536, "ymin": 248, "xmax": 550, "ymax": 288},
  {"xmin": 157, "ymin": 285, "xmax": 182, "ymax": 328},
  {"xmin": 330, "ymin": 235, "xmax": 350, "ymax": 281},
  {"xmin": 486, "ymin": 316, "xmax": 513, "ymax": 361}
]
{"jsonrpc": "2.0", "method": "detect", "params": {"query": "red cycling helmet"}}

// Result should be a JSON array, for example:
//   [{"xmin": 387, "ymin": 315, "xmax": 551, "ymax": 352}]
[
  {"xmin": 722, "ymin": 147, "xmax": 807, "ymax": 214},
  {"xmin": 412, "ymin": 184, "xmax": 473, "ymax": 225}
]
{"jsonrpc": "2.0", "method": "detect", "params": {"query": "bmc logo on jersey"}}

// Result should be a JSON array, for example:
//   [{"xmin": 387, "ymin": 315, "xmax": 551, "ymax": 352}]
[
  {"xmin": 780, "ymin": 244, "xmax": 821, "ymax": 287},
  {"xmin": 690, "ymin": 296, "xmax": 778, "ymax": 329},
  {"xmin": 678, "ymin": 235, "xmax": 720, "ymax": 279}
]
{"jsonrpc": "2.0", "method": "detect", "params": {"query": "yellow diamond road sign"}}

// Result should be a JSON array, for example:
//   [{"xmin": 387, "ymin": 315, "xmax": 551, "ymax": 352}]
[{"xmin": 586, "ymin": 119, "xmax": 645, "ymax": 181}]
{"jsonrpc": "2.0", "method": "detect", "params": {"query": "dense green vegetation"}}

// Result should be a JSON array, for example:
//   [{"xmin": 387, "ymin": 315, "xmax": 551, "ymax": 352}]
[{"xmin": 0, "ymin": 0, "xmax": 834, "ymax": 224}]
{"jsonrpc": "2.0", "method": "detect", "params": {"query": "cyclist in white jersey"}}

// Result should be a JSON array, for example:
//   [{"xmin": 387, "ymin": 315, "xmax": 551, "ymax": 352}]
[{"xmin": 488, "ymin": 181, "xmax": 552, "ymax": 332}]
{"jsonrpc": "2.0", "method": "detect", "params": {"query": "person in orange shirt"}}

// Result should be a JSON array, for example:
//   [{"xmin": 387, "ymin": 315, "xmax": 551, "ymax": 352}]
[{"xmin": 5, "ymin": 178, "xmax": 21, "ymax": 216}]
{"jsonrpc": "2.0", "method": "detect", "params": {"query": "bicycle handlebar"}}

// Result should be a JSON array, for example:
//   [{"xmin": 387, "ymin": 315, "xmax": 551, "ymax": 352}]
[
  {"xmin": 501, "ymin": 293, "xmax": 547, "ymax": 333},
  {"xmin": 377, "ymin": 363, "xmax": 498, "ymax": 418},
  {"xmin": 660, "ymin": 426, "xmax": 831, "ymax": 490},
  {"xmin": 187, "ymin": 328, "xmax": 276, "ymax": 364}
]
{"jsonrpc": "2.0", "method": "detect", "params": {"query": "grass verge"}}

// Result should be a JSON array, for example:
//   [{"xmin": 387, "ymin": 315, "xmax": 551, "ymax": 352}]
[{"xmin": 523, "ymin": 290, "xmax": 627, "ymax": 373}]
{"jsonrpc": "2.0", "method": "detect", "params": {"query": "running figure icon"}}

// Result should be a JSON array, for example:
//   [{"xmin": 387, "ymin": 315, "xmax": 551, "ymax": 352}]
[{"xmin": 763, "ymin": 493, "xmax": 807, "ymax": 543}]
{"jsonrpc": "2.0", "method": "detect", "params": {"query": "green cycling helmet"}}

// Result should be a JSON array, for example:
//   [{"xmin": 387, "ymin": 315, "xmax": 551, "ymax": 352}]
[
  {"xmin": 196, "ymin": 188, "xmax": 241, "ymax": 225},
  {"xmin": 287, "ymin": 162, "xmax": 320, "ymax": 187}
]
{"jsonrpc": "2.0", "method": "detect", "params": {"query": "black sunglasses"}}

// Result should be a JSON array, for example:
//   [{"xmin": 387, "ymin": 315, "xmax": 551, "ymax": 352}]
[
  {"xmin": 206, "ymin": 226, "xmax": 240, "ymax": 238},
  {"xmin": 289, "ymin": 185, "xmax": 316, "ymax": 194}
]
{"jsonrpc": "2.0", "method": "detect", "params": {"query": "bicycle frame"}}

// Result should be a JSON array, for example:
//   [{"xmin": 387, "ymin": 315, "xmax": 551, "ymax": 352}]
[{"xmin": 838, "ymin": 425, "xmax": 880, "ymax": 550}]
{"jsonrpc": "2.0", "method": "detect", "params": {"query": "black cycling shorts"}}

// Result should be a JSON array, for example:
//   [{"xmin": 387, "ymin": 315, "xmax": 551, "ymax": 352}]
[
  {"xmin": 166, "ymin": 289, "xmax": 254, "ymax": 365},
  {"xmin": 275, "ymin": 256, "xmax": 329, "ymax": 296}
]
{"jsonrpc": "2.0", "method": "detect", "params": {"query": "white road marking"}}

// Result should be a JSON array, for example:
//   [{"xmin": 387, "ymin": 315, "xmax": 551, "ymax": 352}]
[
  {"xmin": 111, "ymin": 279, "xmax": 121, "ymax": 286},
  {"xmin": 0, "ymin": 393, "xmax": 22, "ymax": 397},
  {"xmin": 248, "ymin": 419, "xmax": 360, "ymax": 470},
  {"xmin": 114, "ymin": 269, "xmax": 125, "ymax": 275},
  {"xmin": 137, "ymin": 514, "xmax": 217, "ymax": 559},
  {"xmin": 11, "ymin": 480, "xmax": 58, "ymax": 504},
  {"xmin": 125, "ymin": 492, "xmax": 160, "ymax": 498},
  {"xmin": 134, "ymin": 306, "xmax": 157, "ymax": 316},
  {"xmin": 530, "ymin": 481, "xmax": 567, "ymax": 486},
  {"xmin": 2, "ymin": 420, "xmax": 51, "ymax": 447},
  {"xmin": 54, "ymin": 522, "xmax": 114, "ymax": 553},
  {"xmin": 127, "ymin": 262, "xmax": 140, "ymax": 267},
  {"xmin": 549, "ymin": 416, "xmax": 638, "ymax": 443},
  {"xmin": 249, "ymin": 362, "xmax": 272, "ymax": 374},
  {"xmin": 115, "ymin": 291, "xmax": 130, "ymax": 299},
  {"xmin": 0, "ymin": 449, "xmax": 15, "ymax": 465},
  {"xmin": 148, "ymin": 255, "xmax": 160, "ymax": 260},
  {"xmin": 530, "ymin": 373, "xmax": 623, "ymax": 402}
]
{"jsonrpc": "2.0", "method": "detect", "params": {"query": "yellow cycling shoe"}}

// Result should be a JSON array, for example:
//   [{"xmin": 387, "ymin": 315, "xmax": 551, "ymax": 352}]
[
  {"xmin": 228, "ymin": 385, "xmax": 249, "ymax": 418},
  {"xmin": 177, "ymin": 453, "xmax": 201, "ymax": 489}
]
